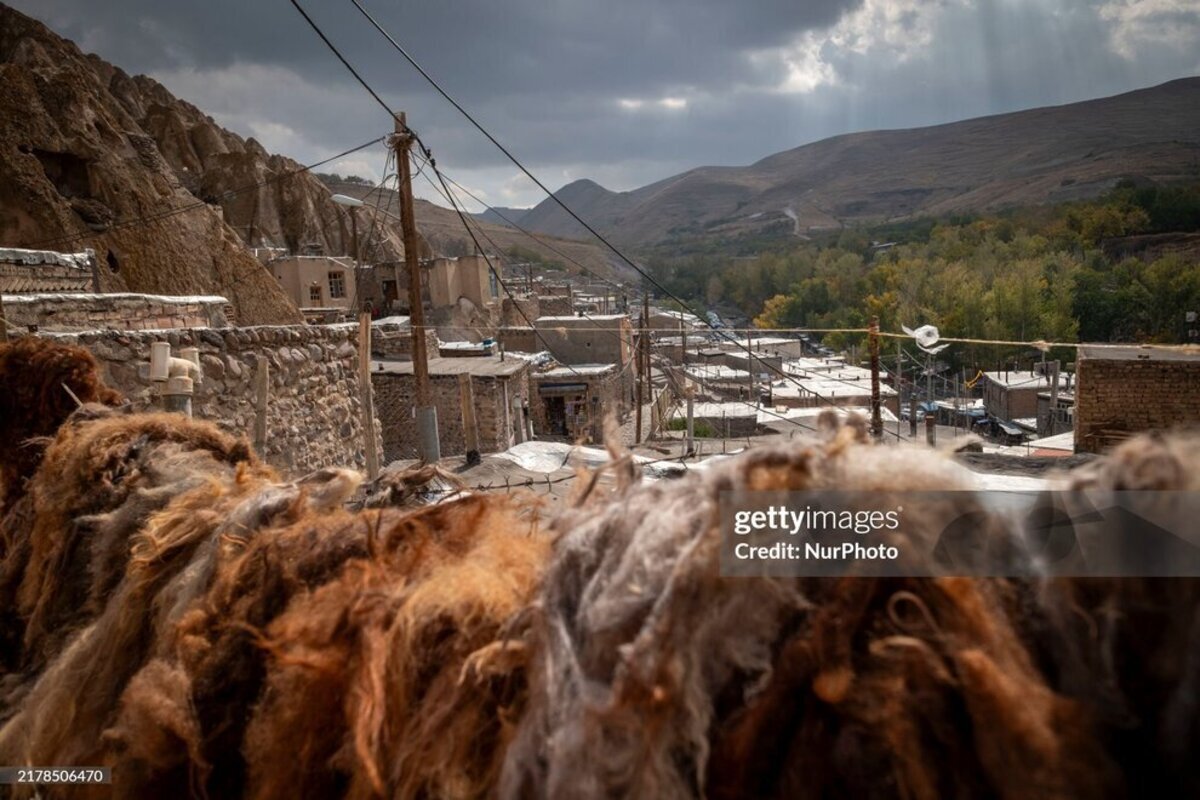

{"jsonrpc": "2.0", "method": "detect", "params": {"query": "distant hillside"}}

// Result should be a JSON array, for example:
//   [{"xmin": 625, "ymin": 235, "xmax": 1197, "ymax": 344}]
[
  {"xmin": 320, "ymin": 178, "xmax": 623, "ymax": 280},
  {"xmin": 472, "ymin": 206, "xmax": 530, "ymax": 228},
  {"xmin": 520, "ymin": 78, "xmax": 1200, "ymax": 246}
]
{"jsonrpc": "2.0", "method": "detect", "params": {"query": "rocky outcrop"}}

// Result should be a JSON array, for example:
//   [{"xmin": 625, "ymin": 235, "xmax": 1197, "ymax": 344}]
[
  {"xmin": 106, "ymin": 70, "xmax": 404, "ymax": 263},
  {"xmin": 0, "ymin": 4, "xmax": 402, "ymax": 325}
]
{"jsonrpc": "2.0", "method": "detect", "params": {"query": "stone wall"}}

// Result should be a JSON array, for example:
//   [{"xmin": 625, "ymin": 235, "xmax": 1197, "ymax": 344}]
[
  {"xmin": 983, "ymin": 384, "xmax": 1041, "ymax": 421},
  {"xmin": 533, "ymin": 315, "xmax": 631, "ymax": 366},
  {"xmin": 373, "ymin": 365, "xmax": 531, "ymax": 462},
  {"xmin": 501, "ymin": 296, "xmax": 540, "ymax": 327},
  {"xmin": 38, "ymin": 324, "xmax": 381, "ymax": 475},
  {"xmin": 1075, "ymin": 354, "xmax": 1200, "ymax": 452},
  {"xmin": 0, "ymin": 256, "xmax": 92, "ymax": 293},
  {"xmin": 498, "ymin": 326, "xmax": 540, "ymax": 354},
  {"xmin": 529, "ymin": 368, "xmax": 626, "ymax": 442},
  {"xmin": 538, "ymin": 294, "xmax": 573, "ymax": 316},
  {"xmin": 371, "ymin": 326, "xmax": 438, "ymax": 360},
  {"xmin": 5, "ymin": 292, "xmax": 229, "ymax": 333}
]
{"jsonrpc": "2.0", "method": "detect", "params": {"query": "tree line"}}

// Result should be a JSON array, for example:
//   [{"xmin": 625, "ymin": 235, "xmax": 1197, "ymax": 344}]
[{"xmin": 645, "ymin": 182, "xmax": 1200, "ymax": 370}]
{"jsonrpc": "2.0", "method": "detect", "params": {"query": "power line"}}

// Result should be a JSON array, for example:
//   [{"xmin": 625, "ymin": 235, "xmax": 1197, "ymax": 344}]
[
  {"xmin": 421, "ymin": 164, "xmax": 625, "ymax": 292},
  {"xmin": 343, "ymin": 1, "xmax": 903, "ymax": 426},
  {"xmin": 292, "ymin": 1, "xmax": 900, "ymax": 436}
]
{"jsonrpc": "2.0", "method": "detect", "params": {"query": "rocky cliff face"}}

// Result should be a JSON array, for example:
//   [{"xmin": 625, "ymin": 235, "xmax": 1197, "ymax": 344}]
[
  {"xmin": 105, "ymin": 71, "xmax": 404, "ymax": 263},
  {"xmin": 0, "ymin": 4, "xmax": 401, "ymax": 324}
]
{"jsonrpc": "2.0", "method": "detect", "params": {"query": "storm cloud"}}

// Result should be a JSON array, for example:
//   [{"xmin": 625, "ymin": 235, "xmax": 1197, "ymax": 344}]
[{"xmin": 12, "ymin": 0, "xmax": 1200, "ymax": 208}]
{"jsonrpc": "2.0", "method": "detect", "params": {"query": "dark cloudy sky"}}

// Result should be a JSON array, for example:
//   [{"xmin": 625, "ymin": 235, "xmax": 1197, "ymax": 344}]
[{"xmin": 13, "ymin": 0, "xmax": 1200, "ymax": 210}]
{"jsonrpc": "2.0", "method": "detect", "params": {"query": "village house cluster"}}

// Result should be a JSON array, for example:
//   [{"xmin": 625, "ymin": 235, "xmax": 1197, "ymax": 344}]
[{"xmin": 3, "ymin": 244, "xmax": 1198, "ymax": 473}]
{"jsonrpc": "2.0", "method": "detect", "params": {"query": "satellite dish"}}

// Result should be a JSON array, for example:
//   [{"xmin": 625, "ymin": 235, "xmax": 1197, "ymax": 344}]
[{"xmin": 902, "ymin": 324, "xmax": 950, "ymax": 355}]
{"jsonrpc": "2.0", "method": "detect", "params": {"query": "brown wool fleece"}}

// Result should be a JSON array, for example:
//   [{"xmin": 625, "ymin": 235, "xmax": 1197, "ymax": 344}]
[{"xmin": 2, "ymin": 394, "xmax": 1198, "ymax": 799}]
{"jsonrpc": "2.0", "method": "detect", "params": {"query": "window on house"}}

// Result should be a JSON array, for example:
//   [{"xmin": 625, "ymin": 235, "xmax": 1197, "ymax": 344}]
[
  {"xmin": 328, "ymin": 271, "xmax": 346, "ymax": 299},
  {"xmin": 488, "ymin": 271, "xmax": 499, "ymax": 298},
  {"xmin": 309, "ymin": 285, "xmax": 322, "ymax": 305}
]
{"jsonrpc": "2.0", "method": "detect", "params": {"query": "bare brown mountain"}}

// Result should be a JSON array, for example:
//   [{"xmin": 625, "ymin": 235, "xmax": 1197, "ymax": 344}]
[
  {"xmin": 0, "ymin": 3, "xmax": 312, "ymax": 323},
  {"xmin": 520, "ymin": 78, "xmax": 1200, "ymax": 246}
]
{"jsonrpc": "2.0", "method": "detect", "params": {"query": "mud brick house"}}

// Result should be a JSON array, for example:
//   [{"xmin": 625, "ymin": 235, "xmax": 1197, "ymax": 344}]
[
  {"xmin": 530, "ymin": 363, "xmax": 628, "ymax": 442},
  {"xmin": 372, "ymin": 355, "xmax": 531, "ymax": 462},
  {"xmin": 980, "ymin": 370, "xmax": 1053, "ymax": 421},
  {"xmin": 533, "ymin": 314, "xmax": 632, "ymax": 367},
  {"xmin": 1074, "ymin": 345, "xmax": 1200, "ymax": 452},
  {"xmin": 0, "ymin": 247, "xmax": 96, "ymax": 293}
]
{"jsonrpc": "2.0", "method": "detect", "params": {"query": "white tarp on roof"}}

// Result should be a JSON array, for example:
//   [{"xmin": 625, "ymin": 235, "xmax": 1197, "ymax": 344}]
[
  {"xmin": 0, "ymin": 247, "xmax": 93, "ymax": 270},
  {"xmin": 1, "ymin": 292, "xmax": 228, "ymax": 303},
  {"xmin": 757, "ymin": 405, "xmax": 899, "ymax": 424}
]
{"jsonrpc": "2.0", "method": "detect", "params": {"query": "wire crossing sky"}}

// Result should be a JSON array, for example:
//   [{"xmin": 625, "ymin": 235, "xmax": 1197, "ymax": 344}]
[{"xmin": 15, "ymin": 0, "xmax": 1200, "ymax": 209}]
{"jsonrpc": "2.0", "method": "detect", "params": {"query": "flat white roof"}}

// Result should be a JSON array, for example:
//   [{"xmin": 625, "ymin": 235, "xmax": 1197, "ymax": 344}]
[
  {"xmin": 538, "ymin": 363, "xmax": 617, "ymax": 378},
  {"xmin": 1, "ymin": 292, "xmax": 228, "ymax": 303},
  {"xmin": 1079, "ymin": 344, "xmax": 1200, "ymax": 362},
  {"xmin": 674, "ymin": 402, "xmax": 757, "ymax": 419},
  {"xmin": 771, "ymin": 379, "xmax": 897, "ymax": 399},
  {"xmin": 373, "ymin": 356, "xmax": 526, "ymax": 377},
  {"xmin": 0, "ymin": 247, "xmax": 92, "ymax": 269},
  {"xmin": 685, "ymin": 364, "xmax": 751, "ymax": 381},
  {"xmin": 982, "ymin": 371, "xmax": 1052, "ymax": 389}
]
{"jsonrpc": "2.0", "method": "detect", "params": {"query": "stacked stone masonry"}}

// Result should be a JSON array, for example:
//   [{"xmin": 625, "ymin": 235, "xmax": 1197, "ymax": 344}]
[
  {"xmin": 372, "ymin": 365, "xmax": 531, "ymax": 463},
  {"xmin": 38, "ymin": 324, "xmax": 382, "ymax": 476},
  {"xmin": 5, "ymin": 293, "xmax": 229, "ymax": 333}
]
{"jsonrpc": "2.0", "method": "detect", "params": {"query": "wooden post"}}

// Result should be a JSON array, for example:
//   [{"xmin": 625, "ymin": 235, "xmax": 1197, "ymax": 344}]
[
  {"xmin": 642, "ymin": 292, "xmax": 651, "ymax": 401},
  {"xmin": 393, "ymin": 112, "xmax": 440, "ymax": 462},
  {"xmin": 458, "ymin": 373, "xmax": 481, "ymax": 466},
  {"xmin": 686, "ymin": 384, "xmax": 695, "ymax": 455},
  {"xmin": 953, "ymin": 376, "xmax": 959, "ymax": 437},
  {"xmin": 679, "ymin": 312, "xmax": 686, "ymax": 366},
  {"xmin": 896, "ymin": 338, "xmax": 902, "ymax": 441},
  {"xmin": 358, "ymin": 313, "xmax": 380, "ymax": 479},
  {"xmin": 868, "ymin": 316, "xmax": 882, "ymax": 440},
  {"xmin": 635, "ymin": 324, "xmax": 644, "ymax": 444},
  {"xmin": 1048, "ymin": 359, "xmax": 1061, "ymax": 435},
  {"xmin": 747, "ymin": 330, "xmax": 755, "ymax": 406},
  {"xmin": 253, "ymin": 355, "xmax": 269, "ymax": 453},
  {"xmin": 925, "ymin": 412, "xmax": 936, "ymax": 447},
  {"xmin": 910, "ymin": 396, "xmax": 918, "ymax": 438},
  {"xmin": 0, "ymin": 291, "xmax": 7, "ymax": 343}
]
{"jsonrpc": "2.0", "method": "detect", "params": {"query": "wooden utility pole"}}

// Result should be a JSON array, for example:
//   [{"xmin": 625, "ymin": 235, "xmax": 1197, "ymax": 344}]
[
  {"xmin": 747, "ymin": 331, "xmax": 755, "ymax": 405},
  {"xmin": 685, "ymin": 384, "xmax": 695, "ymax": 456},
  {"xmin": 635, "ymin": 298, "xmax": 644, "ymax": 444},
  {"xmin": 896, "ymin": 339, "xmax": 902, "ymax": 440},
  {"xmin": 1047, "ymin": 359, "xmax": 1061, "ymax": 435},
  {"xmin": 868, "ymin": 316, "xmax": 882, "ymax": 440},
  {"xmin": 679, "ymin": 312, "xmax": 687, "ymax": 367},
  {"xmin": 458, "ymin": 373, "xmax": 481, "ymax": 466},
  {"xmin": 644, "ymin": 293, "xmax": 652, "ymax": 423},
  {"xmin": 393, "ymin": 113, "xmax": 440, "ymax": 463},
  {"xmin": 358, "ymin": 314, "xmax": 380, "ymax": 479}
]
